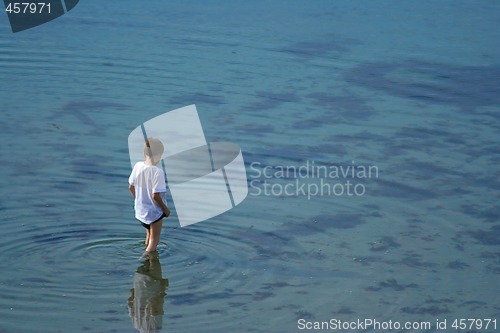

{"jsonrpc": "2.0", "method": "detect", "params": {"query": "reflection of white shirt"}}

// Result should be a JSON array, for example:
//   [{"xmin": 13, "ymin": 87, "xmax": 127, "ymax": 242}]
[
  {"xmin": 129, "ymin": 162, "xmax": 168, "ymax": 224},
  {"xmin": 129, "ymin": 272, "xmax": 164, "ymax": 333}
]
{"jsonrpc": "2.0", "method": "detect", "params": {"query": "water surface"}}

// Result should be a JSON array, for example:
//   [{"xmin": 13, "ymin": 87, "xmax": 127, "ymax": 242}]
[{"xmin": 0, "ymin": 1, "xmax": 499, "ymax": 332}]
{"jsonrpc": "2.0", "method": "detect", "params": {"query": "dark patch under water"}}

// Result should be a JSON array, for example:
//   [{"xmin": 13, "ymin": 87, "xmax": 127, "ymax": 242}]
[
  {"xmin": 169, "ymin": 93, "xmax": 226, "ymax": 106},
  {"xmin": 398, "ymin": 252, "xmax": 438, "ymax": 268},
  {"xmin": 261, "ymin": 282, "xmax": 298, "ymax": 290},
  {"xmin": 395, "ymin": 126, "xmax": 468, "ymax": 146},
  {"xmin": 467, "ymin": 225, "xmax": 500, "ymax": 245},
  {"xmin": 280, "ymin": 213, "xmax": 366, "ymax": 236},
  {"xmin": 236, "ymin": 123, "xmax": 275, "ymax": 134},
  {"xmin": 72, "ymin": 156, "xmax": 126, "ymax": 181},
  {"xmin": 401, "ymin": 298, "xmax": 455, "ymax": 315},
  {"xmin": 335, "ymin": 306, "xmax": 355, "ymax": 314},
  {"xmin": 252, "ymin": 291, "xmax": 274, "ymax": 301},
  {"xmin": 400, "ymin": 159, "xmax": 465, "ymax": 179},
  {"xmin": 352, "ymin": 255, "xmax": 384, "ymax": 267},
  {"xmin": 328, "ymin": 131, "xmax": 389, "ymax": 144},
  {"xmin": 370, "ymin": 236, "xmax": 401, "ymax": 252},
  {"xmin": 344, "ymin": 60, "xmax": 500, "ymax": 111},
  {"xmin": 61, "ymin": 100, "xmax": 130, "ymax": 112},
  {"xmin": 461, "ymin": 204, "xmax": 500, "ymax": 223},
  {"xmin": 291, "ymin": 117, "xmax": 323, "ymax": 130},
  {"xmin": 372, "ymin": 178, "xmax": 438, "ymax": 201},
  {"xmin": 459, "ymin": 300, "xmax": 488, "ymax": 313},
  {"xmin": 230, "ymin": 227, "xmax": 300, "ymax": 261},
  {"xmin": 279, "ymin": 34, "xmax": 361, "ymax": 59},
  {"xmin": 53, "ymin": 100, "xmax": 130, "ymax": 127},
  {"xmin": 242, "ymin": 91, "xmax": 300, "ymax": 112},
  {"xmin": 52, "ymin": 180, "xmax": 88, "ymax": 191},
  {"xmin": 401, "ymin": 305, "xmax": 451, "ymax": 315},
  {"xmin": 365, "ymin": 278, "xmax": 418, "ymax": 292},
  {"xmin": 446, "ymin": 260, "xmax": 470, "ymax": 270},
  {"xmin": 306, "ymin": 92, "xmax": 376, "ymax": 121},
  {"xmin": 294, "ymin": 310, "xmax": 315, "ymax": 320}
]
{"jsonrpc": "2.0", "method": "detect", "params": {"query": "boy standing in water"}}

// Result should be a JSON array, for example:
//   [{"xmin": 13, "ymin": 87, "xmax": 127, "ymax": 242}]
[{"xmin": 129, "ymin": 138, "xmax": 170, "ymax": 256}]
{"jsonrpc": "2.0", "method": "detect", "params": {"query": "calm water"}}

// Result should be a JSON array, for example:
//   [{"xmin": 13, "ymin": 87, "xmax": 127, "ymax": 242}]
[{"xmin": 0, "ymin": 1, "xmax": 499, "ymax": 332}]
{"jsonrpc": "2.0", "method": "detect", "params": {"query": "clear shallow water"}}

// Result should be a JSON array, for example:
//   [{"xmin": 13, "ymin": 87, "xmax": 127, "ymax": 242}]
[{"xmin": 0, "ymin": 1, "xmax": 499, "ymax": 332}]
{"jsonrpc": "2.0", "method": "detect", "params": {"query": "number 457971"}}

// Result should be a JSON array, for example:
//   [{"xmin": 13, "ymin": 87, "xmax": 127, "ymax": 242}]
[
  {"xmin": 452, "ymin": 319, "xmax": 497, "ymax": 330},
  {"xmin": 5, "ymin": 2, "xmax": 51, "ymax": 14}
]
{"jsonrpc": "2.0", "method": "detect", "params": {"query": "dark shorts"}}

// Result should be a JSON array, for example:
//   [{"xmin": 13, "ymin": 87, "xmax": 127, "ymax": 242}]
[{"xmin": 141, "ymin": 213, "xmax": 166, "ymax": 229}]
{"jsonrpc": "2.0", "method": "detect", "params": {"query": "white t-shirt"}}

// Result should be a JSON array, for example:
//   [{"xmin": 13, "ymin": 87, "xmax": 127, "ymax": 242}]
[{"xmin": 129, "ymin": 162, "xmax": 168, "ymax": 224}]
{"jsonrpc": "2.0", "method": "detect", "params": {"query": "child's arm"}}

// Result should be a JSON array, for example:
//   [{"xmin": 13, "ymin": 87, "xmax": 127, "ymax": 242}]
[
  {"xmin": 129, "ymin": 184, "xmax": 136, "ymax": 198},
  {"xmin": 153, "ymin": 192, "xmax": 170, "ymax": 217}
]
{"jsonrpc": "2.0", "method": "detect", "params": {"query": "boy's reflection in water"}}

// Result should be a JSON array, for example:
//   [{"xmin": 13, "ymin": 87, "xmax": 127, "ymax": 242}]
[{"xmin": 128, "ymin": 251, "xmax": 169, "ymax": 333}]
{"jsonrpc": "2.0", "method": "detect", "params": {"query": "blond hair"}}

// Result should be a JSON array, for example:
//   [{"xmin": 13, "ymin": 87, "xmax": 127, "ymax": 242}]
[{"xmin": 144, "ymin": 137, "xmax": 164, "ymax": 161}]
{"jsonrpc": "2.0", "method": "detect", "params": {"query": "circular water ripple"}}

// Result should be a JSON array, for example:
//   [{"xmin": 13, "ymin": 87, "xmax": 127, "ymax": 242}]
[
  {"xmin": 73, "ymin": 237, "xmax": 156, "ymax": 261},
  {"xmin": 0, "ymin": 216, "xmax": 290, "ymax": 332}
]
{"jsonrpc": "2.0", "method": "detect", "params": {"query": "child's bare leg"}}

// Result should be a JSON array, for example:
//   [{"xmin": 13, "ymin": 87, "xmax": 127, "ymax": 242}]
[
  {"xmin": 145, "ymin": 228, "xmax": 150, "ymax": 245},
  {"xmin": 145, "ymin": 220, "xmax": 163, "ymax": 254}
]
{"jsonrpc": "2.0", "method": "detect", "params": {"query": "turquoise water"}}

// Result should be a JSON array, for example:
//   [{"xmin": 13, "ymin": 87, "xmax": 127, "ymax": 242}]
[{"xmin": 0, "ymin": 1, "xmax": 499, "ymax": 332}]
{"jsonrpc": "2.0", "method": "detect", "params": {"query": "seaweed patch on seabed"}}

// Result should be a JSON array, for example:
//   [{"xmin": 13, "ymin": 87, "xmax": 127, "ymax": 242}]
[
  {"xmin": 236, "ymin": 123, "xmax": 275, "ymax": 135},
  {"xmin": 371, "ymin": 178, "xmax": 438, "ymax": 201},
  {"xmin": 252, "ymin": 291, "xmax": 274, "ymax": 301},
  {"xmin": 278, "ymin": 213, "xmax": 367, "ymax": 236},
  {"xmin": 464, "ymin": 176, "xmax": 500, "ymax": 193},
  {"xmin": 398, "ymin": 159, "xmax": 464, "ymax": 180},
  {"xmin": 169, "ymin": 93, "xmax": 226, "ymax": 106},
  {"xmin": 401, "ymin": 299, "xmax": 453, "ymax": 315},
  {"xmin": 71, "ymin": 156, "xmax": 119, "ymax": 181},
  {"xmin": 365, "ymin": 278, "xmax": 418, "ymax": 292},
  {"xmin": 52, "ymin": 180, "xmax": 87, "ymax": 191},
  {"xmin": 273, "ymin": 304, "xmax": 301, "ymax": 311},
  {"xmin": 230, "ymin": 228, "xmax": 300, "ymax": 261},
  {"xmin": 327, "ymin": 131, "xmax": 397, "ymax": 158},
  {"xmin": 291, "ymin": 118, "xmax": 324, "ymax": 130},
  {"xmin": 446, "ymin": 260, "xmax": 470, "ymax": 270},
  {"xmin": 466, "ymin": 225, "xmax": 500, "ymax": 246},
  {"xmin": 308, "ymin": 143, "xmax": 348, "ymax": 157},
  {"xmin": 278, "ymin": 34, "xmax": 361, "ymax": 60},
  {"xmin": 328, "ymin": 131, "xmax": 389, "ymax": 144},
  {"xmin": 334, "ymin": 306, "xmax": 355, "ymax": 314},
  {"xmin": 242, "ymin": 91, "xmax": 300, "ymax": 112},
  {"xmin": 395, "ymin": 126, "xmax": 468, "ymax": 146},
  {"xmin": 398, "ymin": 252, "xmax": 438, "ymax": 269},
  {"xmin": 49, "ymin": 100, "xmax": 130, "ymax": 134},
  {"xmin": 370, "ymin": 236, "xmax": 401, "ymax": 252},
  {"xmin": 460, "ymin": 204, "xmax": 500, "ymax": 223},
  {"xmin": 295, "ymin": 310, "xmax": 315, "ymax": 320},
  {"xmin": 460, "ymin": 300, "xmax": 488, "ymax": 312},
  {"xmin": 344, "ymin": 60, "xmax": 500, "ymax": 112},
  {"xmin": 480, "ymin": 251, "xmax": 500, "ymax": 274},
  {"xmin": 305, "ymin": 92, "xmax": 377, "ymax": 121},
  {"xmin": 261, "ymin": 282, "xmax": 301, "ymax": 291}
]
